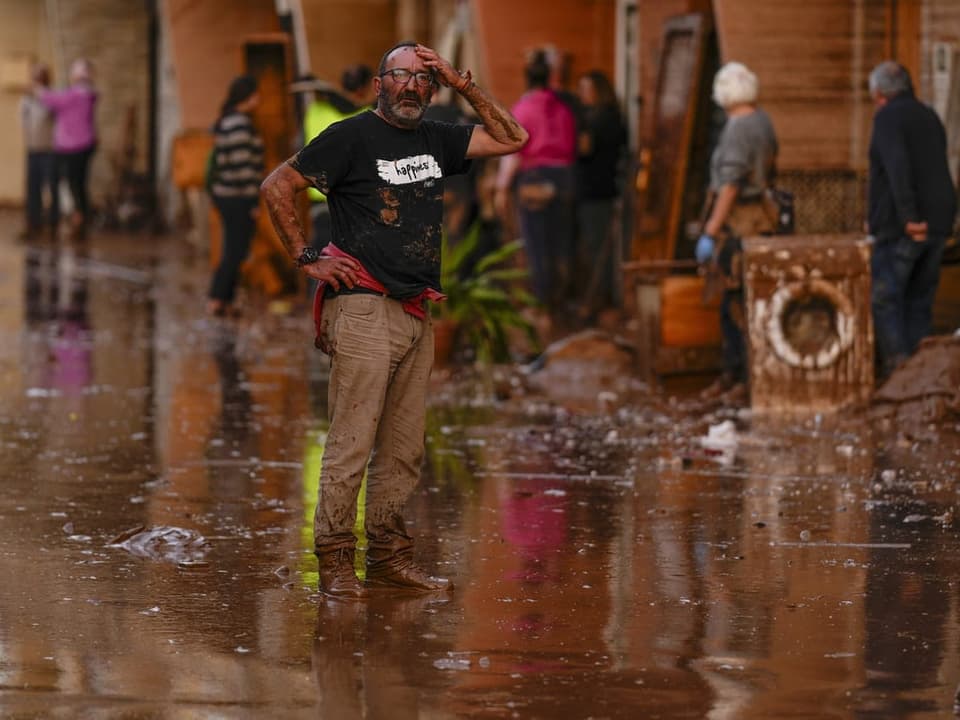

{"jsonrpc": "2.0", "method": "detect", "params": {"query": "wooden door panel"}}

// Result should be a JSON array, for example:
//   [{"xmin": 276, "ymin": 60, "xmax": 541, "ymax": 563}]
[{"xmin": 632, "ymin": 14, "xmax": 708, "ymax": 264}]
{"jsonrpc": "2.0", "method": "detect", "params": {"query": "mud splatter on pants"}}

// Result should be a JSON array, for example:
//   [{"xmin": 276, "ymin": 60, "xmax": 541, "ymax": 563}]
[{"xmin": 314, "ymin": 293, "xmax": 433, "ymax": 550}]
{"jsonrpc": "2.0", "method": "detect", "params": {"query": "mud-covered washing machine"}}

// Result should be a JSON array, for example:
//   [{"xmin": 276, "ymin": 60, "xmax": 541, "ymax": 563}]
[{"xmin": 743, "ymin": 234, "xmax": 874, "ymax": 413}]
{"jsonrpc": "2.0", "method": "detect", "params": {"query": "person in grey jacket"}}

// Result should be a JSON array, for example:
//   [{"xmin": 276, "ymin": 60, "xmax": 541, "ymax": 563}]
[{"xmin": 695, "ymin": 62, "xmax": 779, "ymax": 402}]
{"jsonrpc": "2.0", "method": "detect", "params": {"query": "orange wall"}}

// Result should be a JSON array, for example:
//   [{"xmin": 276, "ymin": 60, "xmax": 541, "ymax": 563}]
[
  {"xmin": 300, "ymin": 0, "xmax": 398, "ymax": 87},
  {"xmin": 167, "ymin": 0, "xmax": 280, "ymax": 130},
  {"xmin": 713, "ymin": 0, "xmax": 888, "ymax": 171},
  {"xmin": 473, "ymin": 0, "xmax": 617, "ymax": 106}
]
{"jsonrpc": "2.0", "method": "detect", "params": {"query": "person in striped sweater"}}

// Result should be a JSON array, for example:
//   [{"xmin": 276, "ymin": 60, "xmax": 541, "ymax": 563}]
[{"xmin": 208, "ymin": 75, "xmax": 264, "ymax": 317}]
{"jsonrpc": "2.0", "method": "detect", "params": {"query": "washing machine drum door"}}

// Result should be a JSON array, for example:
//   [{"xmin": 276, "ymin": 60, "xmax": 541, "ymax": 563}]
[{"xmin": 765, "ymin": 279, "xmax": 855, "ymax": 369}]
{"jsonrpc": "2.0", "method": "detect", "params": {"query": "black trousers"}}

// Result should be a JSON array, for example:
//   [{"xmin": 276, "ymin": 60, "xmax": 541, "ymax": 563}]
[
  {"xmin": 25, "ymin": 150, "xmax": 57, "ymax": 230},
  {"xmin": 53, "ymin": 146, "xmax": 96, "ymax": 224},
  {"xmin": 209, "ymin": 196, "xmax": 259, "ymax": 303}
]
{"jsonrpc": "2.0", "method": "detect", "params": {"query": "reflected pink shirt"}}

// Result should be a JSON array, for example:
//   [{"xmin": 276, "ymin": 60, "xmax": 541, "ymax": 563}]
[
  {"xmin": 511, "ymin": 88, "xmax": 576, "ymax": 171},
  {"xmin": 39, "ymin": 84, "xmax": 98, "ymax": 153}
]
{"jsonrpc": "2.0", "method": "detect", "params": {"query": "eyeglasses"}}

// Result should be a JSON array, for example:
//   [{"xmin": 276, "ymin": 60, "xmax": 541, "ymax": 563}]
[{"xmin": 380, "ymin": 68, "xmax": 435, "ymax": 87}]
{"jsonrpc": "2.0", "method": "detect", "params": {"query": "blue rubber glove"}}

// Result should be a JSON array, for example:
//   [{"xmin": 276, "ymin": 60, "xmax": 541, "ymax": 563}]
[{"xmin": 695, "ymin": 233, "xmax": 715, "ymax": 264}]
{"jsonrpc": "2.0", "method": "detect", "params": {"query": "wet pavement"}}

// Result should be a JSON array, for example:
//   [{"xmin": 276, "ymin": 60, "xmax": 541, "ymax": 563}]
[{"xmin": 1, "ymin": 214, "xmax": 960, "ymax": 718}]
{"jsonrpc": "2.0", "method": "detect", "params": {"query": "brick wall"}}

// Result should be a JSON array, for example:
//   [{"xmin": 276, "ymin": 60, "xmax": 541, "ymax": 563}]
[
  {"xmin": 48, "ymin": 0, "xmax": 151, "ymax": 206},
  {"xmin": 0, "ymin": 1, "xmax": 54, "ymax": 204}
]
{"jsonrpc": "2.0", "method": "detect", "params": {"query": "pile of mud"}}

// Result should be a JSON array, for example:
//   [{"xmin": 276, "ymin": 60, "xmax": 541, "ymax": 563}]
[{"xmin": 871, "ymin": 335, "xmax": 960, "ymax": 426}]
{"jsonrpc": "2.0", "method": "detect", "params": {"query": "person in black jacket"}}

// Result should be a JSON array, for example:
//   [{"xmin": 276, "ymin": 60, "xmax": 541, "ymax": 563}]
[
  {"xmin": 867, "ymin": 61, "xmax": 957, "ymax": 379},
  {"xmin": 575, "ymin": 70, "xmax": 626, "ymax": 317}
]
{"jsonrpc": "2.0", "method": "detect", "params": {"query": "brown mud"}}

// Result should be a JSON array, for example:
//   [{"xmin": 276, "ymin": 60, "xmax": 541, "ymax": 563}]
[{"xmin": 1, "ymin": 215, "xmax": 959, "ymax": 718}]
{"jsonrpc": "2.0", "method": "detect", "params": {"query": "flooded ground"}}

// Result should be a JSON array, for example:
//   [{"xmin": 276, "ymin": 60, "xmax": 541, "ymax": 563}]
[{"xmin": 1, "ymin": 214, "xmax": 959, "ymax": 719}]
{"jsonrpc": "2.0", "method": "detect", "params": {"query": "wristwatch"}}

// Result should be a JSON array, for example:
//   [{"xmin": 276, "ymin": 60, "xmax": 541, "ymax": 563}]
[{"xmin": 295, "ymin": 246, "xmax": 320, "ymax": 267}]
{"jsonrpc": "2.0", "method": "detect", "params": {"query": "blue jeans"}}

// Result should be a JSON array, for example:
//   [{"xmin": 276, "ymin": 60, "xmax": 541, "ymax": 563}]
[
  {"xmin": 871, "ymin": 233, "xmax": 945, "ymax": 377},
  {"xmin": 516, "ymin": 165, "xmax": 576, "ymax": 307},
  {"xmin": 721, "ymin": 289, "xmax": 747, "ymax": 383}
]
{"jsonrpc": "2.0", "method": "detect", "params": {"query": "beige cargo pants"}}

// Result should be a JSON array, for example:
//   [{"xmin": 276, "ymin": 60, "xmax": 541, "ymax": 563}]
[{"xmin": 314, "ymin": 293, "xmax": 433, "ymax": 550}]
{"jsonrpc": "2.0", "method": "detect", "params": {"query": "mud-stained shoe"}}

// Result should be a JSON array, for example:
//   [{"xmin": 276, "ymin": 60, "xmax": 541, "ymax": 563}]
[
  {"xmin": 366, "ymin": 523, "xmax": 453, "ymax": 594},
  {"xmin": 720, "ymin": 382, "xmax": 748, "ymax": 407},
  {"xmin": 366, "ymin": 556, "xmax": 453, "ymax": 594},
  {"xmin": 315, "ymin": 545, "xmax": 368, "ymax": 599}
]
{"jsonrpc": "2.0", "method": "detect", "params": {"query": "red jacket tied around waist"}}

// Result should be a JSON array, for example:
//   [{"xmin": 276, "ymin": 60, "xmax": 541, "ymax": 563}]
[{"xmin": 312, "ymin": 243, "xmax": 445, "ymax": 352}]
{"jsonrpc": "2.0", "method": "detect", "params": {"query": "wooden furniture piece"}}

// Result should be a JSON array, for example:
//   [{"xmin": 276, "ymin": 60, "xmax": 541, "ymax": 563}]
[
  {"xmin": 626, "ymin": 261, "xmax": 721, "ymax": 379},
  {"xmin": 624, "ymin": 14, "xmax": 721, "ymax": 379},
  {"xmin": 631, "ymin": 13, "xmax": 710, "ymax": 266},
  {"xmin": 743, "ymin": 234, "xmax": 874, "ymax": 414}
]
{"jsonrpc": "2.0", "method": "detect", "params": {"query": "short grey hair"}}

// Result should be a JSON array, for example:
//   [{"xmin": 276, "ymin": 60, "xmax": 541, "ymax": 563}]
[
  {"xmin": 713, "ymin": 62, "xmax": 758, "ymax": 109},
  {"xmin": 868, "ymin": 60, "xmax": 912, "ymax": 99}
]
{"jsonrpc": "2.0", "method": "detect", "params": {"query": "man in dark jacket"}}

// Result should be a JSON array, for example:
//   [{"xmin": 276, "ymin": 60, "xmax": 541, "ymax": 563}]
[{"xmin": 868, "ymin": 60, "xmax": 957, "ymax": 379}]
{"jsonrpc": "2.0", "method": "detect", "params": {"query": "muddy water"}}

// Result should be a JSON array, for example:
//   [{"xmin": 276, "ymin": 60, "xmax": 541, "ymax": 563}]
[{"xmin": 1, "ymin": 220, "xmax": 959, "ymax": 718}]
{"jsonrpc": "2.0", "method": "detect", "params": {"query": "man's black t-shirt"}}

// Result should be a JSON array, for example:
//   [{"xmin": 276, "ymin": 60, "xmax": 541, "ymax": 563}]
[{"xmin": 291, "ymin": 110, "xmax": 474, "ymax": 298}]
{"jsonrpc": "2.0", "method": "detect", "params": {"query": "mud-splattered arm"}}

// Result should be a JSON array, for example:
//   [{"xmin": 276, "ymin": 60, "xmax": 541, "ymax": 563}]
[
  {"xmin": 261, "ymin": 161, "xmax": 310, "ymax": 257},
  {"xmin": 415, "ymin": 44, "xmax": 528, "ymax": 158},
  {"xmin": 260, "ymin": 161, "xmax": 359, "ymax": 289}
]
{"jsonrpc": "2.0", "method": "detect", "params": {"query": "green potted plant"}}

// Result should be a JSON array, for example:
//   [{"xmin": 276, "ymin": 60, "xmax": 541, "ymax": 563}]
[{"xmin": 433, "ymin": 220, "xmax": 540, "ymax": 365}]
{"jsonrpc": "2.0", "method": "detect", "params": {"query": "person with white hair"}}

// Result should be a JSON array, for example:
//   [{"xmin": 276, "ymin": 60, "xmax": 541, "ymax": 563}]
[
  {"xmin": 38, "ymin": 58, "xmax": 98, "ymax": 238},
  {"xmin": 695, "ymin": 61, "xmax": 779, "ymax": 403},
  {"xmin": 867, "ymin": 60, "xmax": 957, "ymax": 380}
]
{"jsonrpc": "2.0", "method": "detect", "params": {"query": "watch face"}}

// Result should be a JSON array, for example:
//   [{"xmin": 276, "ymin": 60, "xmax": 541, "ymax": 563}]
[{"xmin": 298, "ymin": 247, "xmax": 320, "ymax": 266}]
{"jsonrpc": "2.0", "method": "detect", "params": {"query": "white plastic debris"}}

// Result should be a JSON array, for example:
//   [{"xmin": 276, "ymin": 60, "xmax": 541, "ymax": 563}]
[
  {"xmin": 700, "ymin": 420, "xmax": 738, "ymax": 465},
  {"xmin": 835, "ymin": 444, "xmax": 855, "ymax": 458}
]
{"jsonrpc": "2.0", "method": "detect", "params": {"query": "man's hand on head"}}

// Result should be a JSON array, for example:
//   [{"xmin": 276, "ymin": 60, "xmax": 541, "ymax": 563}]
[{"xmin": 414, "ymin": 44, "xmax": 468, "ymax": 90}]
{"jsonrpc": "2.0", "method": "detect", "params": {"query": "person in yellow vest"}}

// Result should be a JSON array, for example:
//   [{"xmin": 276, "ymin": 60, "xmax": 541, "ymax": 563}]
[{"xmin": 303, "ymin": 65, "xmax": 376, "ymax": 261}]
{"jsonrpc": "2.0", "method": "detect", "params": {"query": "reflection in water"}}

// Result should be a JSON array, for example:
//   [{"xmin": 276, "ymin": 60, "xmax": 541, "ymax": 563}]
[
  {"xmin": 209, "ymin": 326, "xmax": 253, "ymax": 445},
  {"xmin": 499, "ymin": 478, "xmax": 567, "ymax": 584},
  {"xmin": 313, "ymin": 596, "xmax": 448, "ymax": 720},
  {"xmin": 3, "ymin": 221, "xmax": 960, "ymax": 717},
  {"xmin": 858, "ymin": 479, "xmax": 957, "ymax": 717},
  {"xmin": 23, "ymin": 245, "xmax": 93, "ymax": 394}
]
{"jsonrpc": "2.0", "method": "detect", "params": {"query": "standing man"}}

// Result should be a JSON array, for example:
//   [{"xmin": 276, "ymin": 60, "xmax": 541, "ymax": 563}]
[
  {"xmin": 867, "ymin": 60, "xmax": 957, "ymax": 380},
  {"xmin": 261, "ymin": 42, "xmax": 527, "ymax": 598}
]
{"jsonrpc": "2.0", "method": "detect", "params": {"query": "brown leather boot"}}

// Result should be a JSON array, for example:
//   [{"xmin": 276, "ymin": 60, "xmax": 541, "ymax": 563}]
[
  {"xmin": 315, "ymin": 543, "xmax": 368, "ymax": 599},
  {"xmin": 365, "ymin": 528, "xmax": 452, "ymax": 594}
]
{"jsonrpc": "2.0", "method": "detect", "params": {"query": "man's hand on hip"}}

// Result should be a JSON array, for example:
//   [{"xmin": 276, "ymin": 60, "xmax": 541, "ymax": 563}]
[{"xmin": 303, "ymin": 257, "xmax": 360, "ymax": 291}]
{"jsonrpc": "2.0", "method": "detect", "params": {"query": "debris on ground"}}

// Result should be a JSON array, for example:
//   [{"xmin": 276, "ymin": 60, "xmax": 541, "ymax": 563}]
[
  {"xmin": 107, "ymin": 525, "xmax": 210, "ymax": 566},
  {"xmin": 871, "ymin": 335, "xmax": 960, "ymax": 428}
]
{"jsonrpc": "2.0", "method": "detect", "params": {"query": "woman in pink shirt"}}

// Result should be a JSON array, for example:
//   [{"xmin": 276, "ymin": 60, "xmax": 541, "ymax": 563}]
[
  {"xmin": 40, "ymin": 58, "xmax": 98, "ymax": 236},
  {"xmin": 495, "ymin": 50, "xmax": 577, "ymax": 314}
]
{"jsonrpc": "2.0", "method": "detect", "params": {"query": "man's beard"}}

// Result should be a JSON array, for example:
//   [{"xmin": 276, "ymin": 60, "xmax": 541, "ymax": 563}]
[{"xmin": 379, "ymin": 88, "xmax": 427, "ymax": 128}]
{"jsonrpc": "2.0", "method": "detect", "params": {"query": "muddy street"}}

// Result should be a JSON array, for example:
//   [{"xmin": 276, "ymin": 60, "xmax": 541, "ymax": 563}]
[{"xmin": 1, "ymin": 219, "xmax": 959, "ymax": 718}]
